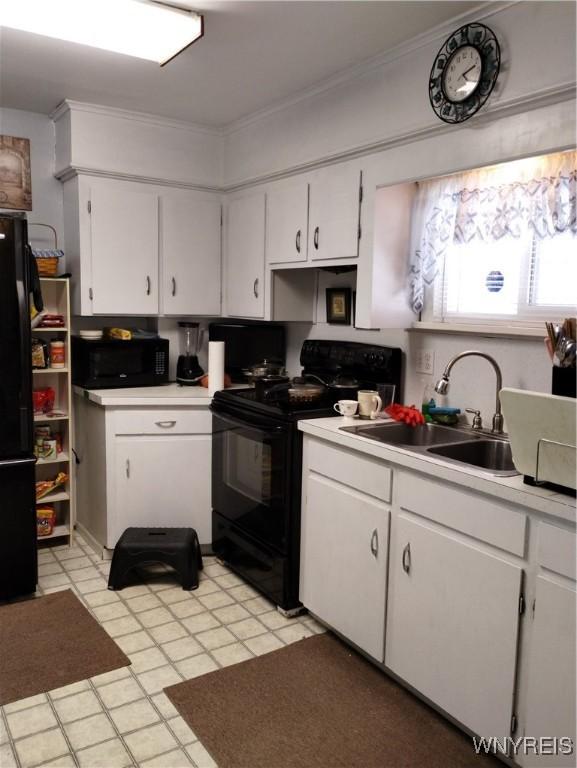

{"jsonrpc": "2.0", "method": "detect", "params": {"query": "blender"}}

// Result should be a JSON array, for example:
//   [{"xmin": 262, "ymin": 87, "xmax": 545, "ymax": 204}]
[{"xmin": 176, "ymin": 322, "xmax": 204, "ymax": 385}]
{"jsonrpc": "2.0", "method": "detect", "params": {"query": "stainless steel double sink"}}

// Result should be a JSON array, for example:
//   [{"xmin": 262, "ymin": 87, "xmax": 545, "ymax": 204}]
[{"xmin": 339, "ymin": 422, "xmax": 519, "ymax": 477}]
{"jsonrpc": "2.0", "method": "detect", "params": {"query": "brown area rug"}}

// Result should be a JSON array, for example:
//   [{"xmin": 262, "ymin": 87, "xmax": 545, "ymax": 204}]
[
  {"xmin": 165, "ymin": 633, "xmax": 498, "ymax": 768},
  {"xmin": 0, "ymin": 589, "xmax": 130, "ymax": 705}
]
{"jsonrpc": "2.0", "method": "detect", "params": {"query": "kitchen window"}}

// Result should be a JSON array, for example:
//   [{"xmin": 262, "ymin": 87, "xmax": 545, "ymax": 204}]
[{"xmin": 409, "ymin": 150, "xmax": 577, "ymax": 326}]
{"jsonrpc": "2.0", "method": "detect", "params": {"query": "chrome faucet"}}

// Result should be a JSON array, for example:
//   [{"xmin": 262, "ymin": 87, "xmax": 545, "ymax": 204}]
[{"xmin": 434, "ymin": 351, "xmax": 505, "ymax": 434}]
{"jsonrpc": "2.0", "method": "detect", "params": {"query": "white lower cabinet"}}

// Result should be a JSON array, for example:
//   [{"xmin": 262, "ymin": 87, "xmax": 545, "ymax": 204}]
[
  {"xmin": 75, "ymin": 397, "xmax": 213, "ymax": 550},
  {"xmin": 385, "ymin": 514, "xmax": 523, "ymax": 740},
  {"xmin": 301, "ymin": 472, "xmax": 389, "ymax": 661},
  {"xmin": 113, "ymin": 434, "xmax": 211, "ymax": 547}
]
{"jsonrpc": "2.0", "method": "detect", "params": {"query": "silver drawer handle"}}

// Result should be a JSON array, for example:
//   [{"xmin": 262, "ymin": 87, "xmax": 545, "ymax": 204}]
[
  {"xmin": 171, "ymin": 277, "xmax": 176, "ymax": 297},
  {"xmin": 402, "ymin": 543, "xmax": 411, "ymax": 574},
  {"xmin": 313, "ymin": 226, "xmax": 319, "ymax": 250},
  {"xmin": 126, "ymin": 459, "xmax": 130, "ymax": 478},
  {"xmin": 146, "ymin": 275, "xmax": 151, "ymax": 295},
  {"xmin": 253, "ymin": 278, "xmax": 259, "ymax": 298},
  {"xmin": 155, "ymin": 420, "xmax": 176, "ymax": 428},
  {"xmin": 370, "ymin": 528, "xmax": 378, "ymax": 558},
  {"xmin": 295, "ymin": 229, "xmax": 301, "ymax": 253}
]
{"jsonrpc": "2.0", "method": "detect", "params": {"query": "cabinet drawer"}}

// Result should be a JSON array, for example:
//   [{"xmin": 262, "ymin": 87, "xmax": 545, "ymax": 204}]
[
  {"xmin": 307, "ymin": 438, "xmax": 391, "ymax": 503},
  {"xmin": 537, "ymin": 522, "xmax": 576, "ymax": 581},
  {"xmin": 397, "ymin": 472, "xmax": 527, "ymax": 556},
  {"xmin": 113, "ymin": 409, "xmax": 211, "ymax": 436}
]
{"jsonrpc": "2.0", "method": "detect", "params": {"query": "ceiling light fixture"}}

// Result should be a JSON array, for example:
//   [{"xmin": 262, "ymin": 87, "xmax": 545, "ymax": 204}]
[{"xmin": 0, "ymin": 0, "xmax": 203, "ymax": 66}]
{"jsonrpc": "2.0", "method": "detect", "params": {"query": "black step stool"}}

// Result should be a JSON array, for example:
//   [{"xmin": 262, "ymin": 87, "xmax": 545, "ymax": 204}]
[{"xmin": 108, "ymin": 527, "xmax": 203, "ymax": 591}]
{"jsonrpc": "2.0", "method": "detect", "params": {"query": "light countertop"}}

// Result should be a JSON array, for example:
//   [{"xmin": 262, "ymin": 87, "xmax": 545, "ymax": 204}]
[
  {"xmin": 73, "ymin": 383, "xmax": 242, "ymax": 407},
  {"xmin": 299, "ymin": 417, "xmax": 576, "ymax": 524}
]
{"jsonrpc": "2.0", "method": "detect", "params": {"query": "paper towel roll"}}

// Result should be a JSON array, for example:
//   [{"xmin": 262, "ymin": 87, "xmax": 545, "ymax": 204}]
[{"xmin": 208, "ymin": 341, "xmax": 225, "ymax": 395}]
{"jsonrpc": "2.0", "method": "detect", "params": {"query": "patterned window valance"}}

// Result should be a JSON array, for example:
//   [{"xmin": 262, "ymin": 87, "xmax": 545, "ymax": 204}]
[{"xmin": 408, "ymin": 150, "xmax": 577, "ymax": 315}]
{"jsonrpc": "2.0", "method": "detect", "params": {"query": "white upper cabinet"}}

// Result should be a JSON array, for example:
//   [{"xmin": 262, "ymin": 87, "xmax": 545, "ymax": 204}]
[
  {"xmin": 161, "ymin": 194, "xmax": 221, "ymax": 316},
  {"xmin": 90, "ymin": 183, "xmax": 159, "ymax": 315},
  {"xmin": 266, "ymin": 179, "xmax": 309, "ymax": 265},
  {"xmin": 308, "ymin": 163, "xmax": 362, "ymax": 262},
  {"xmin": 64, "ymin": 175, "xmax": 221, "ymax": 316},
  {"xmin": 225, "ymin": 191, "xmax": 266, "ymax": 318}
]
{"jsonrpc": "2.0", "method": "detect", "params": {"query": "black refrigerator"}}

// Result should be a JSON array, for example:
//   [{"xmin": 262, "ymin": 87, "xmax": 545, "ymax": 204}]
[{"xmin": 0, "ymin": 213, "xmax": 43, "ymax": 600}]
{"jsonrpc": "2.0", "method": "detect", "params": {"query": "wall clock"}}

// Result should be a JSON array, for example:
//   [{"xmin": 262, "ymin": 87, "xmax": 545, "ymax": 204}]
[{"xmin": 429, "ymin": 23, "xmax": 500, "ymax": 124}]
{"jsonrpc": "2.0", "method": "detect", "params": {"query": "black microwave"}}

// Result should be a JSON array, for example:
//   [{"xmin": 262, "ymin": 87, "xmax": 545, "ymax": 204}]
[{"xmin": 72, "ymin": 336, "xmax": 169, "ymax": 389}]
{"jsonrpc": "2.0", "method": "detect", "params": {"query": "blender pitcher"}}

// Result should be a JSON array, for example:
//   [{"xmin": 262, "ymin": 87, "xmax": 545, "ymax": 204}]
[{"xmin": 176, "ymin": 322, "xmax": 204, "ymax": 384}]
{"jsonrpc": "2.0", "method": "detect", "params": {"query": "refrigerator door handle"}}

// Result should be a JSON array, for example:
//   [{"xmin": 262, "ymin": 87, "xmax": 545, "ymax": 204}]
[{"xmin": 26, "ymin": 244, "xmax": 43, "ymax": 313}]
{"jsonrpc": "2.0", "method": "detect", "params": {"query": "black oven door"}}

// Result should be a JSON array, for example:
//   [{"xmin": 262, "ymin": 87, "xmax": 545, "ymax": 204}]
[{"xmin": 212, "ymin": 409, "xmax": 290, "ymax": 553}]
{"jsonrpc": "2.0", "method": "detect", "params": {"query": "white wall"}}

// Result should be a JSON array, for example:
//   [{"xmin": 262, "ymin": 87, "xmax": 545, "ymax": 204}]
[
  {"xmin": 0, "ymin": 108, "xmax": 64, "ymax": 251},
  {"xmin": 224, "ymin": 1, "xmax": 576, "ymax": 186}
]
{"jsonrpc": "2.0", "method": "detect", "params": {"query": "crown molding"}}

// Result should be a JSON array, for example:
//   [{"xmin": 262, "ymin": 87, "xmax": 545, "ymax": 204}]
[
  {"xmin": 54, "ymin": 164, "xmax": 221, "ymax": 193},
  {"xmin": 223, "ymin": 82, "xmax": 576, "ymax": 191},
  {"xmin": 50, "ymin": 99, "xmax": 222, "ymax": 137},
  {"xmin": 224, "ymin": 0, "xmax": 517, "ymax": 136}
]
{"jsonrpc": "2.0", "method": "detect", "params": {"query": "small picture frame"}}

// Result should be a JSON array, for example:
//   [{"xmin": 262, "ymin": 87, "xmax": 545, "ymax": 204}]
[
  {"xmin": 326, "ymin": 287, "xmax": 352, "ymax": 325},
  {"xmin": 0, "ymin": 135, "xmax": 32, "ymax": 211}
]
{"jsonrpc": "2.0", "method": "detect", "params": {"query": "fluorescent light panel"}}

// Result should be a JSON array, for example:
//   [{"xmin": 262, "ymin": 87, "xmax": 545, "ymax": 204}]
[{"xmin": 0, "ymin": 0, "xmax": 203, "ymax": 65}]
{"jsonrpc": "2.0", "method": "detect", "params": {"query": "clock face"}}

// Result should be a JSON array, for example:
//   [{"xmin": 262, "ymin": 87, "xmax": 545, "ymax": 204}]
[
  {"xmin": 442, "ymin": 45, "xmax": 482, "ymax": 103},
  {"xmin": 429, "ymin": 23, "xmax": 500, "ymax": 124}
]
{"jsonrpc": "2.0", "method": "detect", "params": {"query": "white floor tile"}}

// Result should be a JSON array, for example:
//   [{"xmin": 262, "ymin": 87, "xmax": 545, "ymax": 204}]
[
  {"xmin": 197, "ymin": 592, "xmax": 235, "ymax": 611},
  {"xmin": 102, "ymin": 615, "xmax": 142, "ymax": 637},
  {"xmin": 97, "ymin": 677, "xmax": 145, "ymax": 709},
  {"xmin": 125, "ymin": 594, "xmax": 163, "ymax": 614},
  {"xmin": 52, "ymin": 690, "xmax": 102, "ymax": 724},
  {"xmin": 211, "ymin": 642, "xmax": 254, "ymax": 667},
  {"xmin": 137, "ymin": 607, "xmax": 174, "ymax": 629},
  {"xmin": 128, "ymin": 647, "xmax": 169, "ymax": 674},
  {"xmin": 91, "ymin": 666, "xmax": 132, "ymax": 688},
  {"xmin": 76, "ymin": 737, "xmax": 133, "ymax": 768},
  {"xmin": 115, "ymin": 630, "xmax": 156, "ymax": 655},
  {"xmin": 14, "ymin": 727, "xmax": 69, "ymax": 768},
  {"xmin": 0, "ymin": 717, "xmax": 8, "ymax": 746},
  {"xmin": 123, "ymin": 723, "xmax": 178, "ymax": 763},
  {"xmin": 180, "ymin": 613, "xmax": 220, "ymax": 635},
  {"xmin": 228, "ymin": 617, "xmax": 267, "ymax": 640},
  {"xmin": 0, "ymin": 743, "xmax": 17, "ymax": 768},
  {"xmin": 148, "ymin": 622, "xmax": 188, "ymax": 645},
  {"xmin": 140, "ymin": 747, "xmax": 193, "ymax": 768},
  {"xmin": 175, "ymin": 653, "xmax": 219, "ymax": 681},
  {"xmin": 161, "ymin": 636, "xmax": 203, "ymax": 663},
  {"xmin": 275, "ymin": 623, "xmax": 314, "ymax": 645},
  {"xmin": 243, "ymin": 596, "xmax": 275, "ymax": 615},
  {"xmin": 4, "ymin": 693, "xmax": 48, "ymax": 714},
  {"xmin": 149, "ymin": 693, "xmax": 179, "ymax": 720},
  {"xmin": 165, "ymin": 716, "xmax": 197, "ymax": 746},
  {"xmin": 7, "ymin": 703, "xmax": 57, "ymax": 740},
  {"xmin": 186, "ymin": 742, "xmax": 218, "ymax": 768},
  {"xmin": 169, "ymin": 601, "xmax": 206, "ymax": 620},
  {"xmin": 66, "ymin": 566, "xmax": 101, "ymax": 583},
  {"xmin": 49, "ymin": 680, "xmax": 91, "ymax": 701},
  {"xmin": 64, "ymin": 712, "xmax": 116, "ymax": 751},
  {"xmin": 195, "ymin": 626, "xmax": 236, "ymax": 651},
  {"xmin": 137, "ymin": 666, "xmax": 182, "ymax": 695},
  {"xmin": 83, "ymin": 590, "xmax": 121, "ymax": 608},
  {"xmin": 108, "ymin": 698, "xmax": 160, "ymax": 734},
  {"xmin": 91, "ymin": 602, "xmax": 130, "ymax": 623},
  {"xmin": 244, "ymin": 632, "xmax": 284, "ymax": 656}
]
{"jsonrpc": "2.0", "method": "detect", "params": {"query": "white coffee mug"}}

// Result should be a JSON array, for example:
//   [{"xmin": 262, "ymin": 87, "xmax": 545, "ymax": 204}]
[
  {"xmin": 333, "ymin": 399, "xmax": 359, "ymax": 418},
  {"xmin": 358, "ymin": 390, "xmax": 382, "ymax": 420}
]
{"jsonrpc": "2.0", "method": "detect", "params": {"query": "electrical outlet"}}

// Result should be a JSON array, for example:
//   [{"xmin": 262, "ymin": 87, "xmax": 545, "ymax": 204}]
[{"xmin": 416, "ymin": 348, "xmax": 435, "ymax": 375}]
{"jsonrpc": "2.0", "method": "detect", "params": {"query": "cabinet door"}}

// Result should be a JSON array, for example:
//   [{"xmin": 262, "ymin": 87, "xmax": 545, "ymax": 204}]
[
  {"xmin": 386, "ymin": 515, "xmax": 522, "ymax": 739},
  {"xmin": 113, "ymin": 435, "xmax": 211, "ymax": 547},
  {"xmin": 90, "ymin": 183, "xmax": 159, "ymax": 315},
  {"xmin": 523, "ymin": 576, "xmax": 576, "ymax": 767},
  {"xmin": 266, "ymin": 180, "xmax": 308, "ymax": 264},
  {"xmin": 161, "ymin": 195, "xmax": 221, "ymax": 316},
  {"xmin": 300, "ymin": 472, "xmax": 389, "ymax": 661},
  {"xmin": 308, "ymin": 164, "xmax": 361, "ymax": 261},
  {"xmin": 225, "ymin": 192, "xmax": 265, "ymax": 318}
]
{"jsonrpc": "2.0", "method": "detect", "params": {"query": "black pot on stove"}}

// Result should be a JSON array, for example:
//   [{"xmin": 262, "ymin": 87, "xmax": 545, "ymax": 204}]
[{"xmin": 303, "ymin": 373, "xmax": 359, "ymax": 403}]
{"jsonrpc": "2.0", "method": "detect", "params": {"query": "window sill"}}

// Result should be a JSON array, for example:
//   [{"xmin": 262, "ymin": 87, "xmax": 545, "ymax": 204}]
[{"xmin": 408, "ymin": 321, "xmax": 545, "ymax": 340}]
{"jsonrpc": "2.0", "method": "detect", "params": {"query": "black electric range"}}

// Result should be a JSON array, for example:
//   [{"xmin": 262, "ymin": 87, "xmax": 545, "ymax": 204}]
[{"xmin": 210, "ymin": 339, "xmax": 402, "ymax": 613}]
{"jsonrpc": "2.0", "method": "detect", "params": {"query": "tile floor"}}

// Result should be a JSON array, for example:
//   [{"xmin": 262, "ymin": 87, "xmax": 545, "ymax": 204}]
[{"xmin": 0, "ymin": 535, "xmax": 325, "ymax": 768}]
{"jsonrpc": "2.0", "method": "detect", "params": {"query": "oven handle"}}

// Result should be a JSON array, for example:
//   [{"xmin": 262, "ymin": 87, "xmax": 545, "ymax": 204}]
[{"xmin": 213, "ymin": 411, "xmax": 287, "ymax": 436}]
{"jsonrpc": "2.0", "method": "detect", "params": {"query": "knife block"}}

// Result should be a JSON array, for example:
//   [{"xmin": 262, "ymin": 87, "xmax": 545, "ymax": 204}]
[{"xmin": 552, "ymin": 366, "xmax": 576, "ymax": 398}]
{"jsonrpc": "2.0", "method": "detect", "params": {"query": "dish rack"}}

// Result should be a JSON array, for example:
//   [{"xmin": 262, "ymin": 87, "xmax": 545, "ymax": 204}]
[
  {"xmin": 30, "ymin": 223, "xmax": 64, "ymax": 277},
  {"xmin": 527, "ymin": 437, "xmax": 577, "ymax": 497}
]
